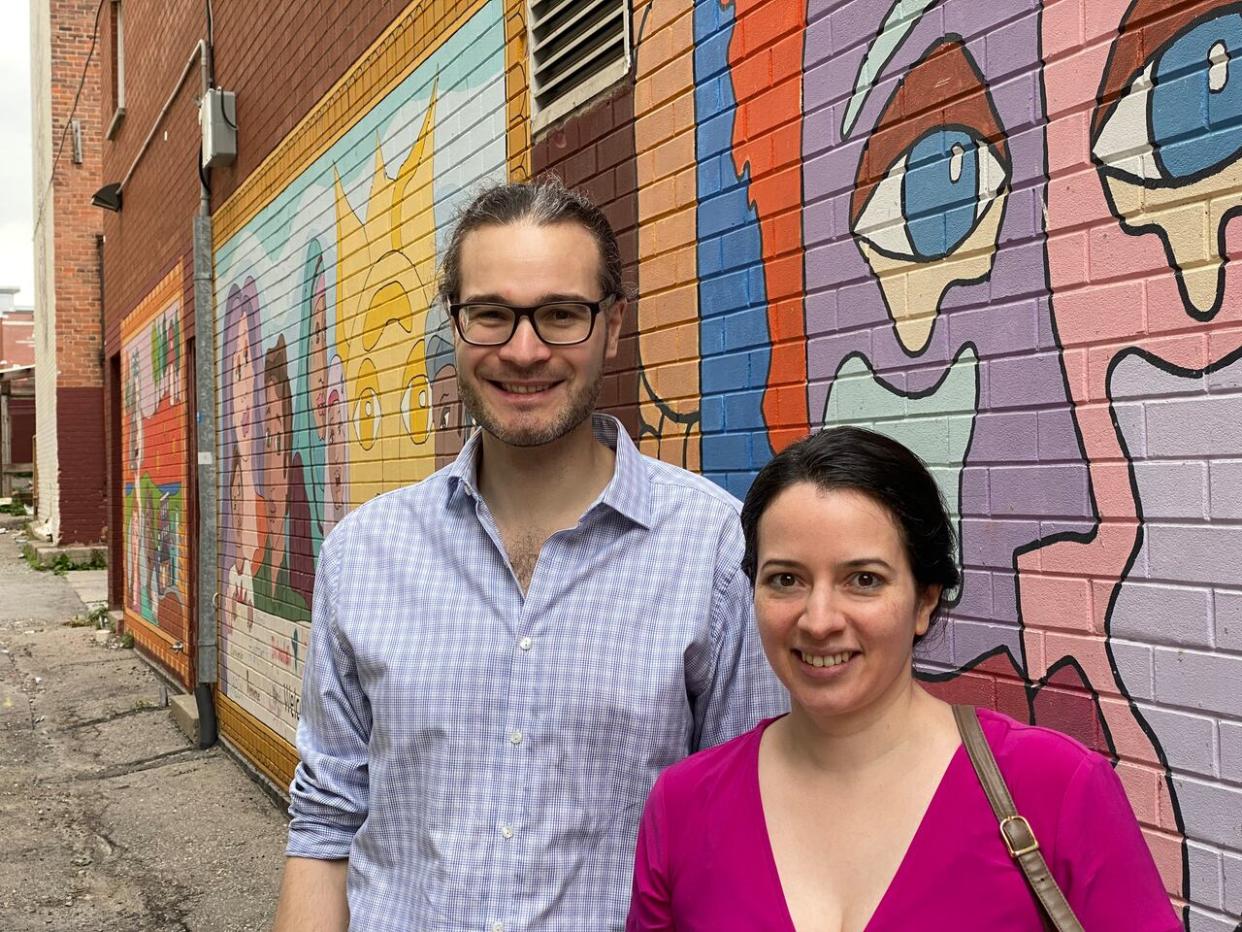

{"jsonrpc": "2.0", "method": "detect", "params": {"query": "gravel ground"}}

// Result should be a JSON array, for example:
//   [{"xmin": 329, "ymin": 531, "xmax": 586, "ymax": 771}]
[{"xmin": 0, "ymin": 515, "xmax": 288, "ymax": 931}]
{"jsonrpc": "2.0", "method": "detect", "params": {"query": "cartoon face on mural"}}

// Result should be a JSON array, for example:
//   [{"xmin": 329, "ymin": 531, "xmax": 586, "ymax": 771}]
[
  {"xmin": 212, "ymin": 0, "xmax": 509, "ymax": 751},
  {"xmin": 262, "ymin": 337, "xmax": 294, "ymax": 540},
  {"xmin": 796, "ymin": 0, "xmax": 1093, "ymax": 673},
  {"xmin": 334, "ymin": 93, "xmax": 438, "ymax": 504},
  {"xmin": 1029, "ymin": 0, "xmax": 1242, "ymax": 920},
  {"xmin": 307, "ymin": 254, "xmax": 331, "ymax": 438},
  {"xmin": 323, "ymin": 358, "xmax": 350, "ymax": 531},
  {"xmin": 121, "ymin": 281, "xmax": 188, "ymax": 658}
]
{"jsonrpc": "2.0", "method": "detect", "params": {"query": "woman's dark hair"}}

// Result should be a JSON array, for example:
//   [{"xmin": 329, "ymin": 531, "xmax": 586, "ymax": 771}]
[
  {"xmin": 438, "ymin": 174, "xmax": 628, "ymax": 305},
  {"xmin": 740, "ymin": 426, "xmax": 960, "ymax": 638}
]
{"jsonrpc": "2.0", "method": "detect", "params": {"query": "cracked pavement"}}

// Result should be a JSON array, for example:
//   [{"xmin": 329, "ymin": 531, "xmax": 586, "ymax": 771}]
[{"xmin": 0, "ymin": 517, "xmax": 288, "ymax": 931}]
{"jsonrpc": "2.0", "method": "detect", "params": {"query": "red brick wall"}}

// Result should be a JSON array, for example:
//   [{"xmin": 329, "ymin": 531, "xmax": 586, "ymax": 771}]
[
  {"xmin": 99, "ymin": 0, "xmax": 423, "ymax": 353},
  {"xmin": 47, "ymin": 0, "xmax": 107, "ymax": 544},
  {"xmin": 56, "ymin": 387, "xmax": 106, "ymax": 542},
  {"xmin": 9, "ymin": 397, "xmax": 35, "ymax": 465},
  {"xmin": 0, "ymin": 317, "xmax": 35, "ymax": 369},
  {"xmin": 533, "ymin": 89, "xmax": 640, "ymax": 439},
  {"xmin": 51, "ymin": 0, "xmax": 104, "ymax": 388}
]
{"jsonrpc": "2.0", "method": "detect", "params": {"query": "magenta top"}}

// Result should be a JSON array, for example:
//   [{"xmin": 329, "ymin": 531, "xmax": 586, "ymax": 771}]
[{"xmin": 627, "ymin": 708, "xmax": 1180, "ymax": 930}]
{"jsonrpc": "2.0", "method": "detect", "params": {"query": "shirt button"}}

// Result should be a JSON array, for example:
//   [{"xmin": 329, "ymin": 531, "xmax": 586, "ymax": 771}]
[
  {"xmin": 492, "ymin": 923, "xmax": 504, "ymax": 932},
  {"xmin": 509, "ymin": 730, "xmax": 523, "ymax": 746},
  {"xmin": 518, "ymin": 636, "xmax": 533, "ymax": 651},
  {"xmin": 501, "ymin": 824, "xmax": 514, "ymax": 839}
]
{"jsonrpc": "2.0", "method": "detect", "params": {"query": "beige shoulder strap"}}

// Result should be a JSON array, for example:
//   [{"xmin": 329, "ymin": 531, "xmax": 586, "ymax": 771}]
[{"xmin": 952, "ymin": 705, "xmax": 1085, "ymax": 932}]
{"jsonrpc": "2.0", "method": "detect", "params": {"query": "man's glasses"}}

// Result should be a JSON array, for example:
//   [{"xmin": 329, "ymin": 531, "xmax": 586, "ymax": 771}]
[{"xmin": 449, "ymin": 298, "xmax": 613, "ymax": 347}]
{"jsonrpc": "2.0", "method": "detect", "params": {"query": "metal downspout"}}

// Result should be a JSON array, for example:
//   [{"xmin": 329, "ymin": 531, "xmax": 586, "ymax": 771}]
[{"xmin": 193, "ymin": 17, "xmax": 218, "ymax": 749}]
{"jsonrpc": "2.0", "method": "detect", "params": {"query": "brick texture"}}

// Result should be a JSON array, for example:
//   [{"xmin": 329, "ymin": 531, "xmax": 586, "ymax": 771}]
[{"xmin": 103, "ymin": 0, "xmax": 1242, "ymax": 923}]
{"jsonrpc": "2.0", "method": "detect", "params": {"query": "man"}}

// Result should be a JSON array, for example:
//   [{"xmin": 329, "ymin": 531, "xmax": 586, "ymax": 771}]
[{"xmin": 273, "ymin": 178, "xmax": 785, "ymax": 931}]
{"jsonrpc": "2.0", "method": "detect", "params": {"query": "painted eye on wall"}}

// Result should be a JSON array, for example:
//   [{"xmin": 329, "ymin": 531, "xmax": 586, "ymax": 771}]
[
  {"xmin": 400, "ymin": 375, "xmax": 431, "ymax": 444},
  {"xmin": 1094, "ymin": 10, "xmax": 1242, "ymax": 185},
  {"xmin": 853, "ymin": 125, "xmax": 1009, "ymax": 261},
  {"xmin": 354, "ymin": 387, "xmax": 380, "ymax": 450}
]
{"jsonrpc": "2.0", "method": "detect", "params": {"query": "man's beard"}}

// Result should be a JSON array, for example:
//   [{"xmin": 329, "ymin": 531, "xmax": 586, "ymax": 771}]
[{"xmin": 457, "ymin": 368, "xmax": 603, "ymax": 448}]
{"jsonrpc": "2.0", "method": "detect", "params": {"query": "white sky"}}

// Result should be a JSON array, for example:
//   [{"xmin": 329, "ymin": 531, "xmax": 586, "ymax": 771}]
[{"xmin": 0, "ymin": 0, "xmax": 34, "ymax": 308}]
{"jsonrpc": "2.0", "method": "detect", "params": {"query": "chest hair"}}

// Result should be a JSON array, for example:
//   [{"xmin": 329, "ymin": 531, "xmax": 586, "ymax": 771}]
[{"xmin": 502, "ymin": 529, "xmax": 547, "ymax": 593}]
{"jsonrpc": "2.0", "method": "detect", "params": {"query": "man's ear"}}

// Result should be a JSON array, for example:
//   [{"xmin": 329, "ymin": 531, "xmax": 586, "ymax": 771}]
[{"xmin": 604, "ymin": 296, "xmax": 626, "ymax": 360}]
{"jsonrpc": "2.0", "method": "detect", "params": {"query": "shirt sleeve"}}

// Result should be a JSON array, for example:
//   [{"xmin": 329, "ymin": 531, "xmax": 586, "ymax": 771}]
[
  {"xmin": 692, "ymin": 529, "xmax": 788, "ymax": 751},
  {"xmin": 286, "ymin": 530, "xmax": 373, "ymax": 859},
  {"xmin": 1054, "ymin": 753, "xmax": 1182, "ymax": 930},
  {"xmin": 626, "ymin": 772, "xmax": 677, "ymax": 931}
]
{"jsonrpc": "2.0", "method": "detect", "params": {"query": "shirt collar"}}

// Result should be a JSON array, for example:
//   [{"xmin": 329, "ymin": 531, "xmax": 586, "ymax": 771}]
[{"xmin": 446, "ymin": 413, "xmax": 652, "ymax": 529}]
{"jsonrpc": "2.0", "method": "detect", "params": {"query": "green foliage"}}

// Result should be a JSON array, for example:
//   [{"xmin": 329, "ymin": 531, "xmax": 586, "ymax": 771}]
[
  {"xmin": 87, "ymin": 604, "xmax": 112, "ymax": 628},
  {"xmin": 1, "ymin": 501, "xmax": 27, "ymax": 516},
  {"xmin": 120, "ymin": 632, "xmax": 135, "ymax": 650}
]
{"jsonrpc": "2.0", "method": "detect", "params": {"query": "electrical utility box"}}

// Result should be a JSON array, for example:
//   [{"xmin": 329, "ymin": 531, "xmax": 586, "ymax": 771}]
[{"xmin": 200, "ymin": 89, "xmax": 237, "ymax": 170}]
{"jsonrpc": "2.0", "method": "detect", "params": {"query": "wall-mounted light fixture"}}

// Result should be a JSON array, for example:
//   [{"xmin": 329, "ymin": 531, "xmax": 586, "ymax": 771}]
[{"xmin": 90, "ymin": 182, "xmax": 123, "ymax": 212}]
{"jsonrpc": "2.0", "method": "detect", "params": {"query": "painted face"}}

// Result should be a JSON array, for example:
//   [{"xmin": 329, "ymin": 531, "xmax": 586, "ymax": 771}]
[
  {"xmin": 432, "ymin": 363, "xmax": 468, "ymax": 468},
  {"xmin": 324, "ymin": 384, "xmax": 348, "ymax": 521},
  {"xmin": 753, "ymin": 483, "xmax": 937, "ymax": 721},
  {"xmin": 1090, "ymin": 0, "xmax": 1242, "ymax": 320},
  {"xmin": 309, "ymin": 264, "xmax": 330, "ymax": 437},
  {"xmin": 453, "ymin": 222, "xmax": 623, "ymax": 448},
  {"xmin": 263, "ymin": 379, "xmax": 290, "ymax": 524},
  {"xmin": 231, "ymin": 323, "xmax": 255, "ymax": 446},
  {"xmin": 334, "ymin": 92, "xmax": 438, "ymax": 503}
]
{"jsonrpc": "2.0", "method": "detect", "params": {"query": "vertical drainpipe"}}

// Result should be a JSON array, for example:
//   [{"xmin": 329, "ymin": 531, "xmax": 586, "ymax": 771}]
[{"xmin": 193, "ymin": 32, "xmax": 218, "ymax": 749}]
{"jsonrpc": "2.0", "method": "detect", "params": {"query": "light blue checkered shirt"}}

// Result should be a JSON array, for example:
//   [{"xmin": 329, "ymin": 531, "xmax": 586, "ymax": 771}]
[{"xmin": 287, "ymin": 414, "xmax": 786, "ymax": 931}]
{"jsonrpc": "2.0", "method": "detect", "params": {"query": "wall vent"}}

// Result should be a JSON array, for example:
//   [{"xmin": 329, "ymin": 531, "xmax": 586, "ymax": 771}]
[{"xmin": 529, "ymin": 0, "xmax": 631, "ymax": 131}]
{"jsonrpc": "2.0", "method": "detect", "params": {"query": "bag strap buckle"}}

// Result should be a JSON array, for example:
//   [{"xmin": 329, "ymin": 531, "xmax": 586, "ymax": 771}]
[{"xmin": 1000, "ymin": 814, "xmax": 1040, "ymax": 858}]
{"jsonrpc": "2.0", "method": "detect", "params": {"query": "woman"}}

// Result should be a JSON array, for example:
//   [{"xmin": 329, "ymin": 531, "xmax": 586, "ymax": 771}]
[{"xmin": 627, "ymin": 427, "xmax": 1179, "ymax": 931}]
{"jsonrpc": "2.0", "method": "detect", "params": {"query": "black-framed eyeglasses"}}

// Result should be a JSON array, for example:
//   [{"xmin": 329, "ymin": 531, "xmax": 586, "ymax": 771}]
[{"xmin": 449, "ymin": 298, "xmax": 613, "ymax": 347}]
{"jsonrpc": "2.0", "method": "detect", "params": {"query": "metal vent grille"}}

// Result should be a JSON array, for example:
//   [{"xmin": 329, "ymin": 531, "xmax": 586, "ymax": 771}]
[{"xmin": 529, "ymin": 0, "xmax": 631, "ymax": 130}]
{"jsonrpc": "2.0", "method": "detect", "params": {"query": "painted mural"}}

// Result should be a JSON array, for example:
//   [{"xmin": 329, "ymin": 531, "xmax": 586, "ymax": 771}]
[
  {"xmin": 610, "ymin": 0, "xmax": 1242, "ymax": 925},
  {"xmin": 213, "ymin": 0, "xmax": 507, "ymax": 748},
  {"xmin": 121, "ymin": 267, "xmax": 189, "ymax": 673},
  {"xmin": 201, "ymin": 0, "xmax": 1242, "ymax": 920}
]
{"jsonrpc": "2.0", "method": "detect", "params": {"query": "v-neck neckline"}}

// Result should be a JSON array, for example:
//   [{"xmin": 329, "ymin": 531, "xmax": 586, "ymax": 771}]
[{"xmin": 749, "ymin": 715, "xmax": 968, "ymax": 932}]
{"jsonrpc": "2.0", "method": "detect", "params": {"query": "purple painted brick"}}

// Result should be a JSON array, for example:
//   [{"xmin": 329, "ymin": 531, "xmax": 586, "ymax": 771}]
[
  {"xmin": 944, "ymin": 0, "xmax": 1028, "ymax": 38},
  {"xmin": 1185, "ymin": 907, "xmax": 1238, "ymax": 932},
  {"xmin": 1112, "ymin": 581, "xmax": 1214, "ymax": 649},
  {"xmin": 1220, "ymin": 722, "xmax": 1242, "ymax": 790},
  {"xmin": 986, "ymin": 9, "xmax": 1041, "ymax": 83},
  {"xmin": 804, "ymin": 288, "xmax": 838, "ymax": 338},
  {"xmin": 1225, "ymin": 851, "xmax": 1242, "ymax": 915},
  {"xmin": 1038, "ymin": 408, "xmax": 1087, "ymax": 462},
  {"xmin": 998, "ymin": 186, "xmax": 1041, "ymax": 247},
  {"xmin": 1187, "ymin": 842, "xmax": 1225, "ymax": 911},
  {"xmin": 1209, "ymin": 461, "xmax": 1242, "ymax": 520},
  {"xmin": 969, "ymin": 411, "xmax": 1040, "ymax": 463},
  {"xmin": 1111, "ymin": 401, "xmax": 1147, "ymax": 458},
  {"xmin": 988, "ymin": 463, "xmax": 1089, "ymax": 517},
  {"xmin": 990, "ymin": 239, "xmax": 1047, "ymax": 303},
  {"xmin": 1146, "ymin": 525, "xmax": 1242, "ymax": 587},
  {"xmin": 1132, "ymin": 461, "xmax": 1209, "ymax": 521},
  {"xmin": 945, "ymin": 299, "xmax": 1039, "ymax": 352},
  {"xmin": 1154, "ymin": 647, "xmax": 1242, "ymax": 717},
  {"xmin": 802, "ymin": 198, "xmax": 838, "ymax": 253},
  {"xmin": 1111, "ymin": 641, "xmax": 1155, "ymax": 700},
  {"xmin": 1215, "ymin": 591, "xmax": 1242, "ymax": 652},
  {"xmin": 1146, "ymin": 396, "xmax": 1242, "ymax": 457},
  {"xmin": 1136, "ymin": 702, "xmax": 1218, "ymax": 778},
  {"xmin": 959, "ymin": 515, "xmax": 1040, "ymax": 566},
  {"xmin": 959, "ymin": 466, "xmax": 991, "ymax": 516},
  {"xmin": 986, "ymin": 353, "xmax": 1076, "ymax": 408},
  {"xmin": 950, "ymin": 617, "xmax": 1022, "ymax": 668},
  {"xmin": 807, "ymin": 331, "xmax": 871, "ymax": 382},
  {"xmin": 1169, "ymin": 775, "xmax": 1242, "ymax": 851}
]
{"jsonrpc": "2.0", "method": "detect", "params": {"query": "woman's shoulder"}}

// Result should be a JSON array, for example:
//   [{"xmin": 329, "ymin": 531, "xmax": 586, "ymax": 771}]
[
  {"xmin": 974, "ymin": 707, "xmax": 1113, "ymax": 794},
  {"xmin": 653, "ymin": 717, "xmax": 777, "ymax": 807}
]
